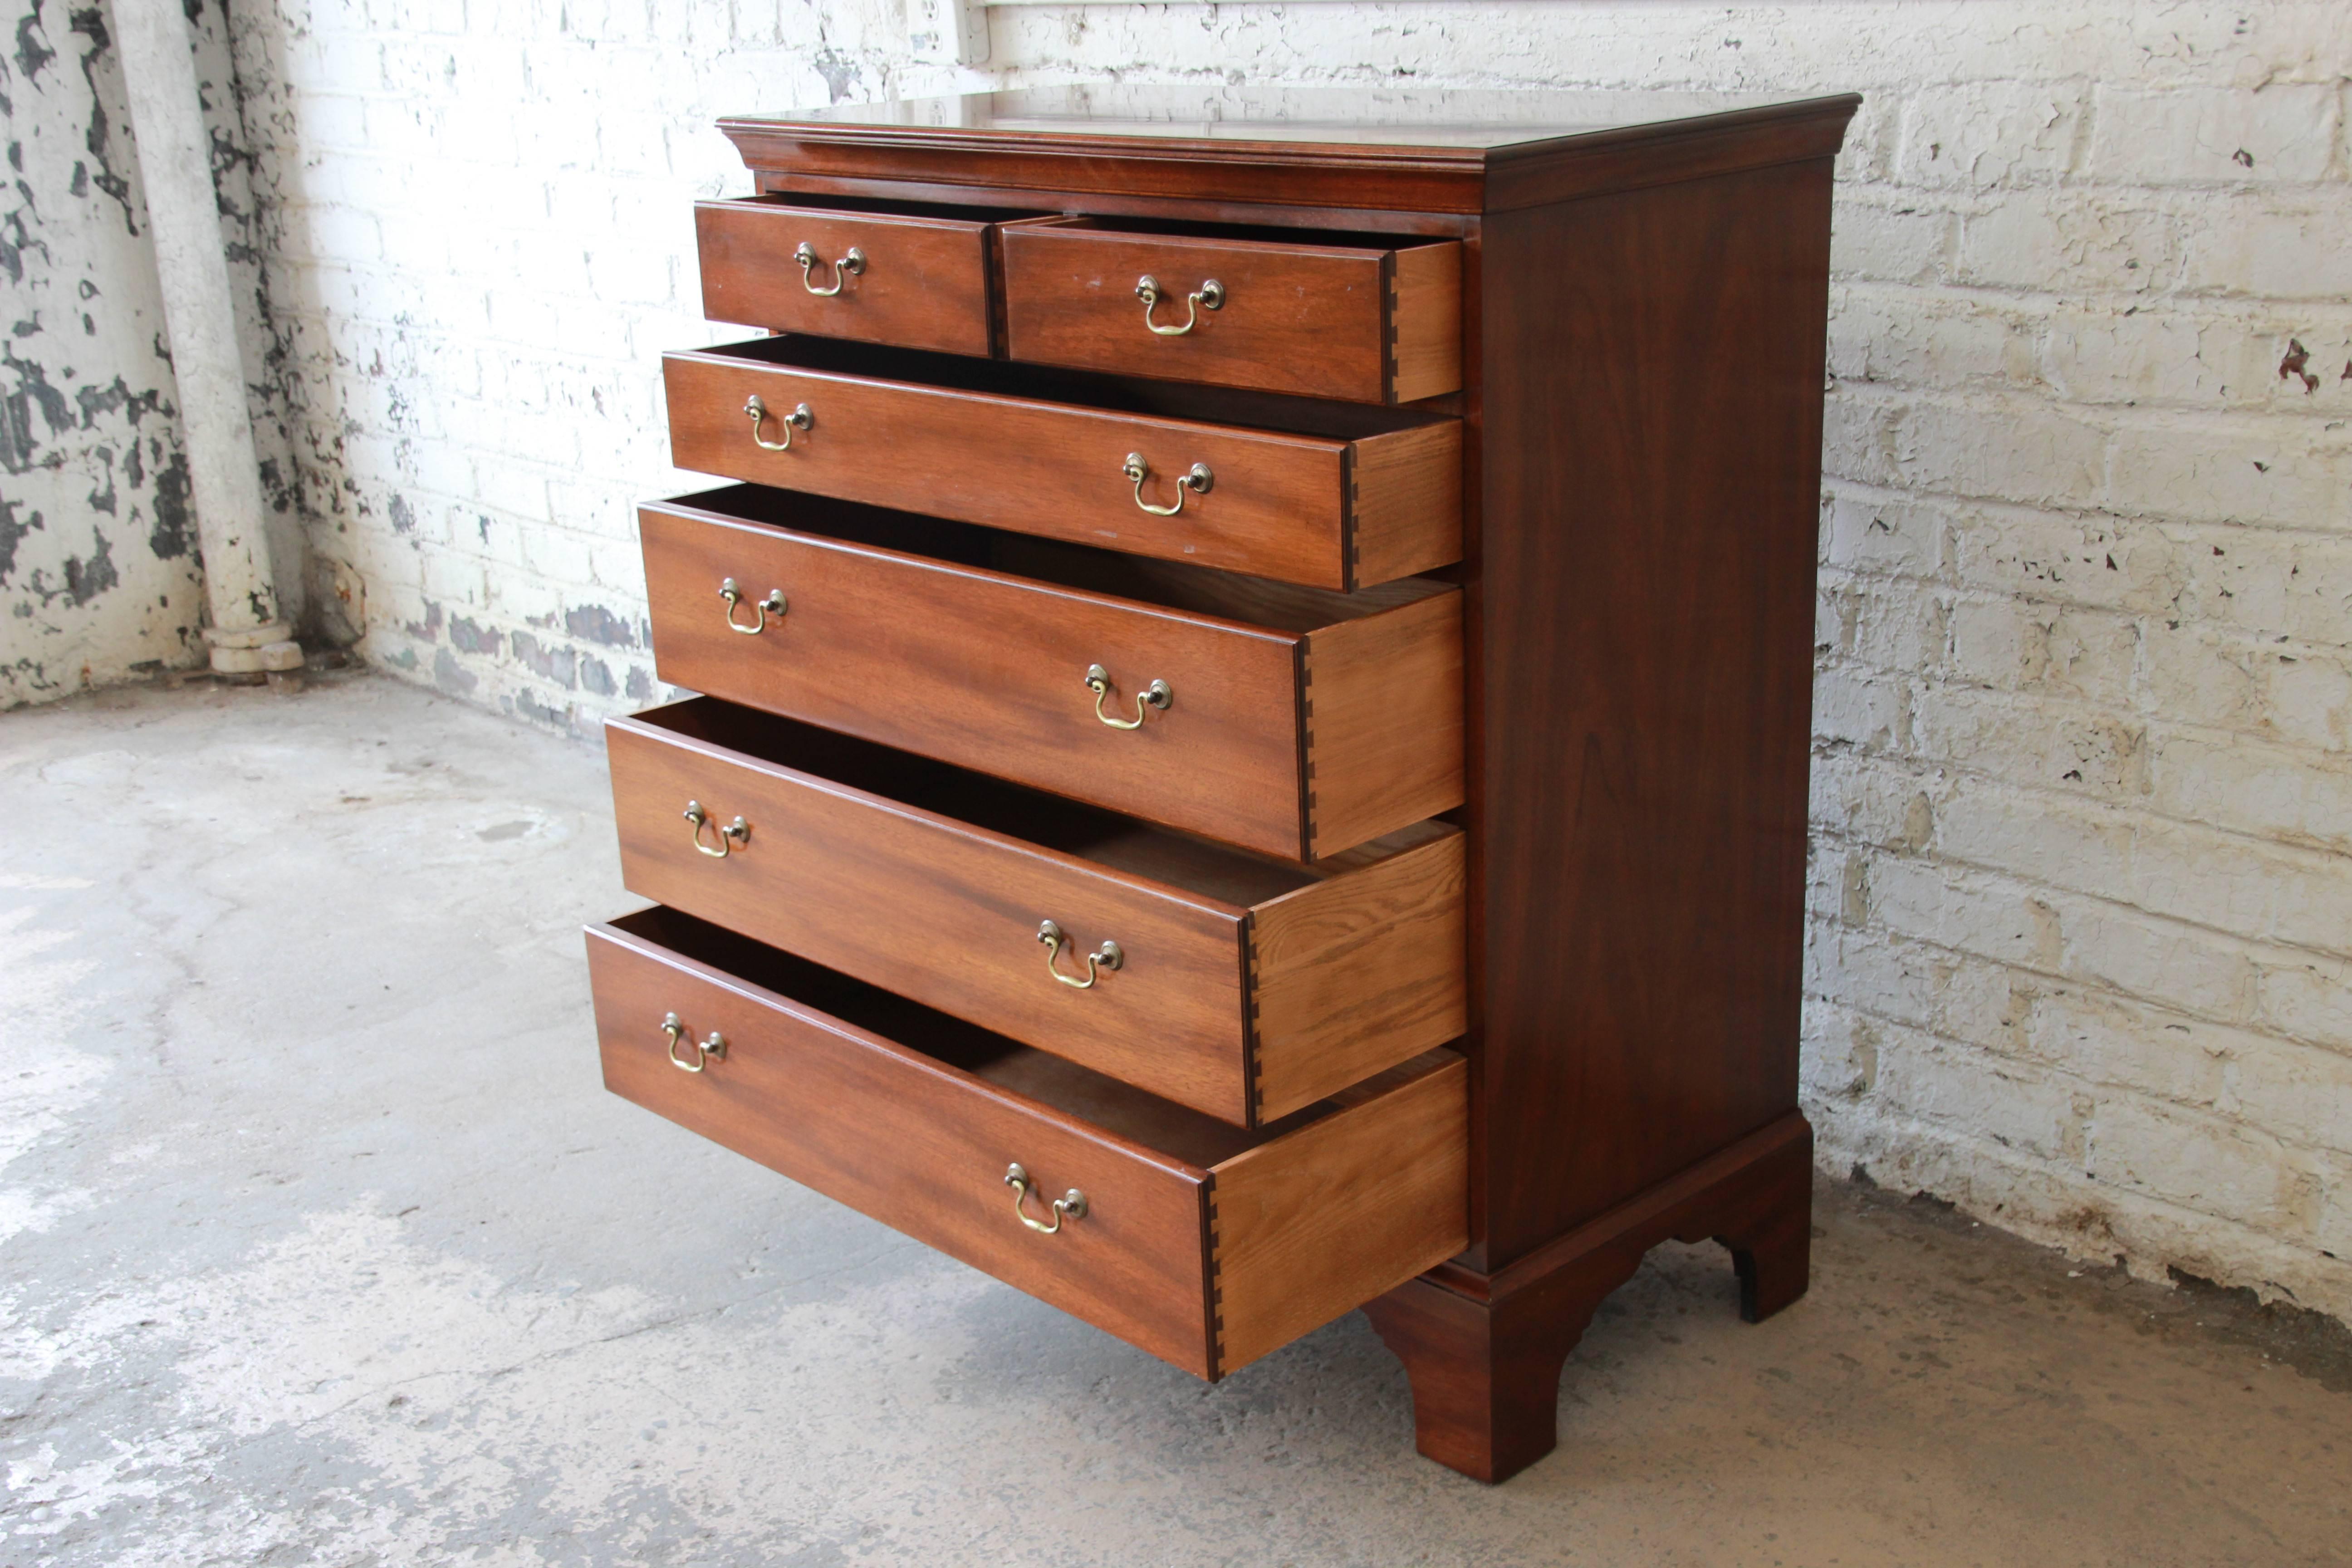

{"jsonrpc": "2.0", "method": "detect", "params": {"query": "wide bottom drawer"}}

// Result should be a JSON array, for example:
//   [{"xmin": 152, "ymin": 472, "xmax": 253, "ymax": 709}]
[{"xmin": 587, "ymin": 906, "xmax": 1469, "ymax": 1381}]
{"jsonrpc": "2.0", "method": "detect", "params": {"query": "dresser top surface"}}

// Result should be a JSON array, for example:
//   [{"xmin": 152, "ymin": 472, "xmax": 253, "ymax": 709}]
[
  {"xmin": 725, "ymin": 85, "xmax": 1852, "ymax": 153},
  {"xmin": 718, "ymin": 84, "xmax": 1859, "ymax": 215}
]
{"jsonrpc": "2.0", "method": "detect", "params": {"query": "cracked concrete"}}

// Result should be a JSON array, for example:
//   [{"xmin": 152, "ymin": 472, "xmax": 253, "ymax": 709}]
[{"xmin": 2, "ymin": 675, "xmax": 2347, "ymax": 1566}]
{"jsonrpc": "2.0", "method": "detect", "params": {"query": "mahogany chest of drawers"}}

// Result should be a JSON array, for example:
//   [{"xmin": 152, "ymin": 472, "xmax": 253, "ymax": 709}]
[{"xmin": 584, "ymin": 87, "xmax": 1858, "ymax": 1483}]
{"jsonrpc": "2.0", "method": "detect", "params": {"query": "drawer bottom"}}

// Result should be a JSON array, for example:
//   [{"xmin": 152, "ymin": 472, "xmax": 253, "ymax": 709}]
[{"xmin": 587, "ymin": 906, "xmax": 1469, "ymax": 1380}]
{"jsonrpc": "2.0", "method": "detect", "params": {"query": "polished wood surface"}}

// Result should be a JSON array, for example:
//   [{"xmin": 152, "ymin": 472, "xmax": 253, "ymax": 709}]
[
  {"xmin": 1363, "ymin": 1115, "xmax": 1813, "ymax": 1482},
  {"xmin": 1249, "ymin": 827, "xmax": 1467, "ymax": 1121},
  {"xmin": 662, "ymin": 337, "xmax": 1461, "ymax": 591},
  {"xmin": 997, "ymin": 217, "xmax": 1460, "ymax": 404},
  {"xmin": 1303, "ymin": 590, "xmax": 1465, "ymax": 858},
  {"xmin": 1387, "ymin": 238, "xmax": 1464, "ymax": 403},
  {"xmin": 637, "ymin": 487, "xmax": 1464, "ymax": 860},
  {"xmin": 718, "ymin": 89, "xmax": 1863, "ymax": 216},
  {"xmin": 594, "ymin": 91, "xmax": 1857, "ymax": 1479},
  {"xmin": 1216, "ymin": 1051, "xmax": 1469, "ymax": 1371},
  {"xmin": 695, "ymin": 195, "xmax": 1026, "ymax": 356},
  {"xmin": 589, "ymin": 907, "xmax": 1468, "ymax": 1379},
  {"xmin": 1471, "ymin": 156, "xmax": 1837, "ymax": 1268},
  {"xmin": 590, "ymin": 907, "xmax": 1220, "ymax": 1373},
  {"xmin": 606, "ymin": 697, "xmax": 1465, "ymax": 1125}
]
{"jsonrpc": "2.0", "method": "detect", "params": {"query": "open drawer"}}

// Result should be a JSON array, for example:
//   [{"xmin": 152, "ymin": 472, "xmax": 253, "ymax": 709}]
[
  {"xmin": 587, "ymin": 906, "xmax": 1470, "ymax": 1381},
  {"xmin": 608, "ymin": 696, "xmax": 1466, "ymax": 1125},
  {"xmin": 637, "ymin": 486, "xmax": 1464, "ymax": 861},
  {"xmin": 661, "ymin": 336, "xmax": 1461, "ymax": 593},
  {"xmin": 695, "ymin": 193, "xmax": 1045, "ymax": 356},
  {"xmin": 998, "ymin": 215, "xmax": 1462, "ymax": 404}
]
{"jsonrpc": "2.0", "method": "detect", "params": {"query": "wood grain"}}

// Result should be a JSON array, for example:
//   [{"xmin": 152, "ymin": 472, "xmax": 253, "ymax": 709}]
[
  {"xmin": 1363, "ymin": 1114, "xmax": 1814, "ymax": 1482},
  {"xmin": 662, "ymin": 339, "xmax": 1465, "ymax": 592},
  {"xmin": 998, "ymin": 219, "xmax": 1458, "ymax": 404},
  {"xmin": 1301, "ymin": 590, "xmax": 1466, "ymax": 858},
  {"xmin": 1249, "ymin": 829, "xmax": 1468, "ymax": 1120},
  {"xmin": 715, "ymin": 94, "xmax": 1862, "ymax": 216},
  {"xmin": 1471, "ymin": 158, "xmax": 1840, "ymax": 1264},
  {"xmin": 1214, "ymin": 1052, "xmax": 1469, "ymax": 1372},
  {"xmin": 639, "ymin": 492, "xmax": 1302, "ymax": 857},
  {"xmin": 587, "ymin": 908, "xmax": 1220, "ymax": 1375},
  {"xmin": 1349, "ymin": 419, "xmax": 1464, "ymax": 588},
  {"xmin": 695, "ymin": 196, "xmax": 1005, "ymax": 356},
  {"xmin": 639, "ymin": 489, "xmax": 1464, "ymax": 861},
  {"xmin": 1387, "ymin": 240, "xmax": 1464, "ymax": 403},
  {"xmin": 608, "ymin": 697, "xmax": 1470, "ymax": 1124},
  {"xmin": 590, "ymin": 908, "xmax": 1473, "ymax": 1381}
]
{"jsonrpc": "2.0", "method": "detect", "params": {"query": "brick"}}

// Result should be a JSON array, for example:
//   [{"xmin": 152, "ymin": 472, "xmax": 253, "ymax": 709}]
[
  {"xmin": 1945, "ymin": 595, "xmax": 2137, "ymax": 709},
  {"xmin": 1895, "ymin": 80, "xmax": 2087, "ymax": 188},
  {"xmin": 1822, "ymin": 488, "xmax": 1946, "ymax": 579},
  {"xmin": 2146, "ymin": 728, "xmax": 2352, "ymax": 854},
  {"xmin": 1891, "ymin": 395, "xmax": 2108, "ymax": 510},
  {"xmin": 1953, "ymin": 188, "xmax": 2180, "ymax": 295},
  {"xmin": 2087, "ymin": 84, "xmax": 2342, "ymax": 186},
  {"xmin": 2180, "ymin": 191, "xmax": 2352, "ymax": 301},
  {"xmin": 2087, "ymin": 1097, "xmax": 2320, "ymax": 1234},
  {"xmin": 2104, "ymin": 413, "xmax": 2352, "ymax": 529},
  {"xmin": 1829, "ymin": 283, "xmax": 2040, "ymax": 391},
  {"xmin": 1827, "ymin": 191, "xmax": 1955, "ymax": 286}
]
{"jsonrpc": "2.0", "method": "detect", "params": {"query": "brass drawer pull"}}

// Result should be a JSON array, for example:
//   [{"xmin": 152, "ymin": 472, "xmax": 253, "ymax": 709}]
[
  {"xmin": 794, "ymin": 240, "xmax": 865, "ymax": 296},
  {"xmin": 662, "ymin": 1011, "xmax": 727, "ymax": 1073},
  {"xmin": 1123, "ymin": 452, "xmax": 1211, "ymax": 516},
  {"xmin": 1004, "ymin": 1163, "xmax": 1087, "ymax": 1234},
  {"xmin": 683, "ymin": 799, "xmax": 748, "ymax": 858},
  {"xmin": 1136, "ymin": 274, "xmax": 1221, "ymax": 336},
  {"xmin": 1038, "ymin": 919, "xmax": 1122, "ymax": 988},
  {"xmin": 1083, "ymin": 662, "xmax": 1171, "ymax": 730},
  {"xmin": 720, "ymin": 577, "xmax": 787, "ymax": 634},
  {"xmin": 745, "ymin": 395, "xmax": 813, "ymax": 451}
]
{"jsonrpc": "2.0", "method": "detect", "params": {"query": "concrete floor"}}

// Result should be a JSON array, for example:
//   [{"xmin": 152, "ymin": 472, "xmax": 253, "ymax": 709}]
[{"xmin": 2, "ymin": 675, "xmax": 2347, "ymax": 1568}]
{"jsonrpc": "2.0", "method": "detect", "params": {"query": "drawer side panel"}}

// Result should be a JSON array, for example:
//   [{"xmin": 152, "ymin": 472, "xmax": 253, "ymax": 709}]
[{"xmin": 1210, "ymin": 1054, "xmax": 1470, "ymax": 1374}]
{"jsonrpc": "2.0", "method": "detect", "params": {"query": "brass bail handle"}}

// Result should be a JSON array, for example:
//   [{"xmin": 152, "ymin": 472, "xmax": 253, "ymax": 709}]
[
  {"xmin": 1122, "ymin": 453, "xmax": 1212, "ymax": 517},
  {"xmin": 1038, "ymin": 919, "xmax": 1122, "ymax": 989},
  {"xmin": 683, "ymin": 799, "xmax": 748, "ymax": 858},
  {"xmin": 1004, "ymin": 1163, "xmax": 1088, "ymax": 1234},
  {"xmin": 1135, "ymin": 274, "xmax": 1222, "ymax": 336},
  {"xmin": 794, "ymin": 240, "xmax": 866, "ymax": 296},
  {"xmin": 662, "ymin": 1012, "xmax": 728, "ymax": 1073},
  {"xmin": 745, "ymin": 395, "xmax": 813, "ymax": 451},
  {"xmin": 719, "ymin": 577, "xmax": 787, "ymax": 634},
  {"xmin": 1083, "ymin": 663, "xmax": 1171, "ymax": 730}
]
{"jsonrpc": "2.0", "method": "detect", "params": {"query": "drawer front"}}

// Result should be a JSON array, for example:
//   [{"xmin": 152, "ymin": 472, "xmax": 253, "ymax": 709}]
[
  {"xmin": 999, "ymin": 223, "xmax": 1463, "ymax": 404},
  {"xmin": 587, "ymin": 909, "xmax": 1470, "ymax": 1380},
  {"xmin": 639, "ymin": 500, "xmax": 1307, "ymax": 856},
  {"xmin": 603, "ymin": 713, "xmax": 1262, "ymax": 1122},
  {"xmin": 587, "ymin": 914, "xmax": 1220, "ymax": 1375},
  {"xmin": 695, "ymin": 198, "xmax": 995, "ymax": 357},
  {"xmin": 662, "ymin": 348, "xmax": 1361, "ymax": 590}
]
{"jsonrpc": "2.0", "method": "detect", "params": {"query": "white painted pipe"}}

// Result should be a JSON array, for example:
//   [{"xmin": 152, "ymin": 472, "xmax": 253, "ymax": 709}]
[{"xmin": 112, "ymin": 0, "xmax": 300, "ymax": 676}]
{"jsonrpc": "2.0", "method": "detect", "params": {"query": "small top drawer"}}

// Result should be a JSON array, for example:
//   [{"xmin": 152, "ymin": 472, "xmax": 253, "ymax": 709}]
[
  {"xmin": 998, "ymin": 217, "xmax": 1462, "ymax": 405},
  {"xmin": 696, "ymin": 195, "xmax": 1040, "ymax": 357}
]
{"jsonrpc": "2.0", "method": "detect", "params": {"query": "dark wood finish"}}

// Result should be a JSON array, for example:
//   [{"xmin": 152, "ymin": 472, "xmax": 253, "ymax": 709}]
[
  {"xmin": 761, "ymin": 169, "xmax": 1475, "ymax": 240},
  {"xmin": 662, "ymin": 337, "xmax": 1462, "ymax": 592},
  {"xmin": 997, "ymin": 216, "xmax": 1460, "ymax": 404},
  {"xmin": 718, "ymin": 90, "xmax": 1862, "ymax": 216},
  {"xmin": 587, "ymin": 906, "xmax": 1467, "ymax": 1378},
  {"xmin": 589, "ymin": 90, "xmax": 1857, "ymax": 1480},
  {"xmin": 695, "ymin": 194, "xmax": 1037, "ymax": 356},
  {"xmin": 1472, "ymin": 156, "xmax": 1838, "ymax": 1268},
  {"xmin": 604, "ymin": 697, "xmax": 1467, "ymax": 1125},
  {"xmin": 1362, "ymin": 1115, "xmax": 1813, "ymax": 1483},
  {"xmin": 637, "ymin": 487, "xmax": 1464, "ymax": 860}
]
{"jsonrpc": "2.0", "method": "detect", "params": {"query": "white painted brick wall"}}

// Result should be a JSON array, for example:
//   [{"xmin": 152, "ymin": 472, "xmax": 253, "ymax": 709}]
[{"xmin": 211, "ymin": 2, "xmax": 2352, "ymax": 1320}]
